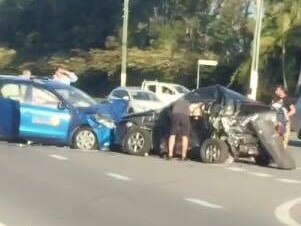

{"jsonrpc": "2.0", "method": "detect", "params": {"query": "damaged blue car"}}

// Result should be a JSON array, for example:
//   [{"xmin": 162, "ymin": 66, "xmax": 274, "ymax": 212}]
[{"xmin": 0, "ymin": 76, "xmax": 127, "ymax": 150}]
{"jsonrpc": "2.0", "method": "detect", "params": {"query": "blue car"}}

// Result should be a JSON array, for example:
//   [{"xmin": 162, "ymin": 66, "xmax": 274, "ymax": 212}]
[{"xmin": 0, "ymin": 76, "xmax": 127, "ymax": 150}]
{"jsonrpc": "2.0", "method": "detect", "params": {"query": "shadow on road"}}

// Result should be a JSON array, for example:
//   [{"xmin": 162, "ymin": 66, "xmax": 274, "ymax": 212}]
[{"xmin": 289, "ymin": 140, "xmax": 301, "ymax": 148}]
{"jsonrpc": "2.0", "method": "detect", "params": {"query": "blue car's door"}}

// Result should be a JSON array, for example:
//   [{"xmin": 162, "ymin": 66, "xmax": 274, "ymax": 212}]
[
  {"xmin": 19, "ymin": 86, "xmax": 71, "ymax": 142},
  {"xmin": 0, "ymin": 98, "xmax": 20, "ymax": 139}
]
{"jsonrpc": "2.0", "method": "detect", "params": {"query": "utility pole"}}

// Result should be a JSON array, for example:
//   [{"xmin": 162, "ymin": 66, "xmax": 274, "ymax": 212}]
[
  {"xmin": 249, "ymin": 0, "xmax": 264, "ymax": 100},
  {"xmin": 121, "ymin": 0, "xmax": 129, "ymax": 87}
]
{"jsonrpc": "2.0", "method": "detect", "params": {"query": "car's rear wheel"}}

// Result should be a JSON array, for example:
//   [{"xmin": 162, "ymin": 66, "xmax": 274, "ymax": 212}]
[
  {"xmin": 123, "ymin": 127, "xmax": 150, "ymax": 156},
  {"xmin": 73, "ymin": 127, "xmax": 98, "ymax": 150},
  {"xmin": 200, "ymin": 139, "xmax": 229, "ymax": 163}
]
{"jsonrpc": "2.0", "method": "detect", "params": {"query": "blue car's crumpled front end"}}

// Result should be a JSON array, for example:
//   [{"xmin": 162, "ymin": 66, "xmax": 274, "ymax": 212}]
[{"xmin": 76, "ymin": 99, "xmax": 128, "ymax": 150}]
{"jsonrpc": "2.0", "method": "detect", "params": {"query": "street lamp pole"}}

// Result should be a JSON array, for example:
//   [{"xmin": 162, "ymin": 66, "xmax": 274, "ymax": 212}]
[
  {"xmin": 249, "ymin": 0, "xmax": 264, "ymax": 100},
  {"xmin": 121, "ymin": 0, "xmax": 129, "ymax": 87},
  {"xmin": 197, "ymin": 59, "xmax": 218, "ymax": 89}
]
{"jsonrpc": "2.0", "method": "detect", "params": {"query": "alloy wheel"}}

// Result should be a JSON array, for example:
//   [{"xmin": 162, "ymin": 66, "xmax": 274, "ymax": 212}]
[
  {"xmin": 205, "ymin": 144, "xmax": 221, "ymax": 162},
  {"xmin": 76, "ymin": 130, "xmax": 96, "ymax": 150},
  {"xmin": 127, "ymin": 132, "xmax": 145, "ymax": 153}
]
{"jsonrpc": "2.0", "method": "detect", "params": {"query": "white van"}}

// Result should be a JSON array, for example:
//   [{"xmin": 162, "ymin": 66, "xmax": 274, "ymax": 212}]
[{"xmin": 141, "ymin": 80, "xmax": 190, "ymax": 104}]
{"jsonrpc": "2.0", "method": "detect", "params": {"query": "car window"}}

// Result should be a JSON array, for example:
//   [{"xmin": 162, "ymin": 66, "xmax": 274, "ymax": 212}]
[
  {"xmin": 185, "ymin": 87, "xmax": 217, "ymax": 102},
  {"xmin": 146, "ymin": 85, "xmax": 156, "ymax": 93},
  {"xmin": 223, "ymin": 89, "xmax": 247, "ymax": 101},
  {"xmin": 112, "ymin": 90, "xmax": 129, "ymax": 99},
  {"xmin": 29, "ymin": 87, "xmax": 60, "ymax": 109},
  {"xmin": 174, "ymin": 85, "xmax": 189, "ymax": 94},
  {"xmin": 0, "ymin": 83, "xmax": 28, "ymax": 102},
  {"xmin": 130, "ymin": 91, "xmax": 159, "ymax": 101},
  {"xmin": 55, "ymin": 86, "xmax": 97, "ymax": 108},
  {"xmin": 162, "ymin": 86, "xmax": 175, "ymax": 95},
  {"xmin": 111, "ymin": 90, "xmax": 120, "ymax": 98}
]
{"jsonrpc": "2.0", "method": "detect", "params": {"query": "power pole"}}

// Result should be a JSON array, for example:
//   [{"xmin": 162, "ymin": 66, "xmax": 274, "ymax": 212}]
[
  {"xmin": 249, "ymin": 0, "xmax": 264, "ymax": 100},
  {"xmin": 121, "ymin": 0, "xmax": 129, "ymax": 87}
]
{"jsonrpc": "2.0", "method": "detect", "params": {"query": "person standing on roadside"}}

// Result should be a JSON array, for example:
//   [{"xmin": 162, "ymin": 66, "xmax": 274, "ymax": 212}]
[
  {"xmin": 168, "ymin": 98, "xmax": 191, "ymax": 161},
  {"xmin": 273, "ymin": 85, "xmax": 296, "ymax": 148},
  {"xmin": 53, "ymin": 67, "xmax": 78, "ymax": 85}
]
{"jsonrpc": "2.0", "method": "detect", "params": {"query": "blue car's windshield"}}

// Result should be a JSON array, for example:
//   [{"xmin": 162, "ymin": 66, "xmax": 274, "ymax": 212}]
[{"xmin": 55, "ymin": 86, "xmax": 97, "ymax": 108}]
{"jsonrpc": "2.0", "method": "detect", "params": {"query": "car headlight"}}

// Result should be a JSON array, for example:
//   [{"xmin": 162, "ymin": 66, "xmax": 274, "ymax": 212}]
[{"xmin": 94, "ymin": 115, "xmax": 116, "ymax": 129}]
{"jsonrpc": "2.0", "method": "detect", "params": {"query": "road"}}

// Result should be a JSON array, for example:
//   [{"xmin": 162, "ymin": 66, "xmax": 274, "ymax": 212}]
[{"xmin": 0, "ymin": 137, "xmax": 300, "ymax": 226}]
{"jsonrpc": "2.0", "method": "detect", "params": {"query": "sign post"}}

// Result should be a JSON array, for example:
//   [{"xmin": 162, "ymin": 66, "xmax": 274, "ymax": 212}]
[{"xmin": 197, "ymin": 59, "xmax": 218, "ymax": 89}]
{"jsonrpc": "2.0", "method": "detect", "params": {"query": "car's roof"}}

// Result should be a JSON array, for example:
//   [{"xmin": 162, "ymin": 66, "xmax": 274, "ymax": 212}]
[
  {"xmin": 0, "ymin": 75, "xmax": 71, "ymax": 89},
  {"xmin": 115, "ymin": 86, "xmax": 150, "ymax": 92},
  {"xmin": 143, "ymin": 81, "xmax": 181, "ymax": 86}
]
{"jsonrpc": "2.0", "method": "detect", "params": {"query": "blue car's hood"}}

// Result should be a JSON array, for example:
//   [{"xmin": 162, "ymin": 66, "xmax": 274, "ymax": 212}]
[{"xmin": 80, "ymin": 99, "xmax": 128, "ymax": 121}]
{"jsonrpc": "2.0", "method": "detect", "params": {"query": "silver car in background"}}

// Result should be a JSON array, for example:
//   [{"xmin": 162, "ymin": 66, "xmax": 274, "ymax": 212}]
[{"xmin": 108, "ymin": 87, "xmax": 165, "ymax": 113}]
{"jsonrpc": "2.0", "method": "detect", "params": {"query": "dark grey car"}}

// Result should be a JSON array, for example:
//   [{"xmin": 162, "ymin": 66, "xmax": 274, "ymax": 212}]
[{"xmin": 115, "ymin": 85, "xmax": 296, "ymax": 170}]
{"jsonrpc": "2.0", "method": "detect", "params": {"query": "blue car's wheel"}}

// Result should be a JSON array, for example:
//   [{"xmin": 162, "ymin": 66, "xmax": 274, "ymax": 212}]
[{"xmin": 73, "ymin": 127, "xmax": 98, "ymax": 150}]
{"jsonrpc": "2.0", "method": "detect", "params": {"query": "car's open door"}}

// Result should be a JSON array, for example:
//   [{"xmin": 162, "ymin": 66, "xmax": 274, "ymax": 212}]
[
  {"xmin": 19, "ymin": 86, "xmax": 71, "ymax": 144},
  {"xmin": 0, "ymin": 98, "xmax": 20, "ymax": 140}
]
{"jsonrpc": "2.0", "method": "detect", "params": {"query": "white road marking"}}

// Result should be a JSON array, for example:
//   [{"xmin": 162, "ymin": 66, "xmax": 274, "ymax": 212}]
[
  {"xmin": 185, "ymin": 198, "xmax": 223, "ymax": 209},
  {"xmin": 226, "ymin": 167, "xmax": 246, "ymax": 172},
  {"xmin": 0, "ymin": 222, "xmax": 7, "ymax": 226},
  {"xmin": 247, "ymin": 172, "xmax": 273, "ymax": 178},
  {"xmin": 275, "ymin": 197, "xmax": 301, "ymax": 226},
  {"xmin": 276, "ymin": 178, "xmax": 301, "ymax": 184},
  {"xmin": 49, "ymin": 154, "xmax": 69, "ymax": 161},
  {"xmin": 106, "ymin": 173, "xmax": 131, "ymax": 181},
  {"xmin": 296, "ymin": 167, "xmax": 301, "ymax": 170}
]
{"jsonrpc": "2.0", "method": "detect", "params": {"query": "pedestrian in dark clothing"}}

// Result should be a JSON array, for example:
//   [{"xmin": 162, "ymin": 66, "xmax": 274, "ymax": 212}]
[{"xmin": 168, "ymin": 98, "xmax": 191, "ymax": 160}]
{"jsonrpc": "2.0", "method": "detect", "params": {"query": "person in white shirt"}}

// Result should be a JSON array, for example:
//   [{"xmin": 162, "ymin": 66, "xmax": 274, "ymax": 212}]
[
  {"xmin": 20, "ymin": 69, "xmax": 32, "ymax": 79},
  {"xmin": 53, "ymin": 67, "xmax": 78, "ymax": 85}
]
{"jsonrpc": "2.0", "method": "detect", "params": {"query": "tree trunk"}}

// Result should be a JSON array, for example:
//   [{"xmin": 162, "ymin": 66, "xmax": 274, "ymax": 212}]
[{"xmin": 295, "ymin": 63, "xmax": 301, "ymax": 96}]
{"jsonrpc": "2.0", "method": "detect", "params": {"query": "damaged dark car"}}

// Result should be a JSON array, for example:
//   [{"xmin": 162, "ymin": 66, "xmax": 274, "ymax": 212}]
[{"xmin": 115, "ymin": 85, "xmax": 296, "ymax": 170}]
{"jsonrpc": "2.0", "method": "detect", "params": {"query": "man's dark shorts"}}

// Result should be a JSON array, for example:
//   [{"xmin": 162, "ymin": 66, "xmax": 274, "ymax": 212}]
[{"xmin": 170, "ymin": 113, "xmax": 190, "ymax": 136}]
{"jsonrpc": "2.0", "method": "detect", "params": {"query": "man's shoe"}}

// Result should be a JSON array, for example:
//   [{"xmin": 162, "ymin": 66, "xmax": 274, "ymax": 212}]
[
  {"xmin": 166, "ymin": 156, "xmax": 173, "ymax": 161},
  {"xmin": 179, "ymin": 157, "xmax": 188, "ymax": 161}
]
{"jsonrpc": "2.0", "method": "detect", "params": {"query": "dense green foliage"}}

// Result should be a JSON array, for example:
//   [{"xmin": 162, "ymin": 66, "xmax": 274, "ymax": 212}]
[{"xmin": 0, "ymin": 0, "xmax": 300, "ymax": 98}]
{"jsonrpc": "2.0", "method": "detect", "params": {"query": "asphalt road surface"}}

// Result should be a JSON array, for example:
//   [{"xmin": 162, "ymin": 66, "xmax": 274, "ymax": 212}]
[{"xmin": 0, "ymin": 136, "xmax": 301, "ymax": 226}]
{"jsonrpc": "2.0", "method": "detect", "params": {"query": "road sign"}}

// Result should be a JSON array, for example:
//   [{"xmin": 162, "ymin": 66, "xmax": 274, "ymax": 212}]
[{"xmin": 198, "ymin": 60, "xmax": 218, "ymax": 66}]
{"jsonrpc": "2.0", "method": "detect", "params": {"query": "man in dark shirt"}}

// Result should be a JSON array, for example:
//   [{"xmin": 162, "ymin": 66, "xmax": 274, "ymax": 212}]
[
  {"xmin": 274, "ymin": 85, "xmax": 296, "ymax": 148},
  {"xmin": 168, "ymin": 98, "xmax": 191, "ymax": 160}
]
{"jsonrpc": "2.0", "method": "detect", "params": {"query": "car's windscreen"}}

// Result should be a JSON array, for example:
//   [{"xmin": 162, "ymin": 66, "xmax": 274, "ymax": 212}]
[
  {"xmin": 174, "ymin": 85, "xmax": 190, "ymax": 94},
  {"xmin": 130, "ymin": 91, "xmax": 159, "ymax": 101},
  {"xmin": 55, "ymin": 86, "xmax": 97, "ymax": 108}
]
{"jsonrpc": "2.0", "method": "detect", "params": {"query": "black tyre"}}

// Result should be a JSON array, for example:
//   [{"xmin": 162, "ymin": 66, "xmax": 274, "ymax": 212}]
[
  {"xmin": 72, "ymin": 127, "xmax": 98, "ymax": 150},
  {"xmin": 251, "ymin": 117, "xmax": 296, "ymax": 170},
  {"xmin": 255, "ymin": 153, "xmax": 271, "ymax": 166},
  {"xmin": 200, "ymin": 139, "xmax": 229, "ymax": 163},
  {"xmin": 123, "ymin": 127, "xmax": 151, "ymax": 156}
]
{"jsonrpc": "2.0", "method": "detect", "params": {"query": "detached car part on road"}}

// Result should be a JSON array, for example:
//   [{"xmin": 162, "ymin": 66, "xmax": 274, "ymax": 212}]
[
  {"xmin": 115, "ymin": 85, "xmax": 296, "ymax": 170},
  {"xmin": 0, "ymin": 76, "xmax": 127, "ymax": 151}
]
